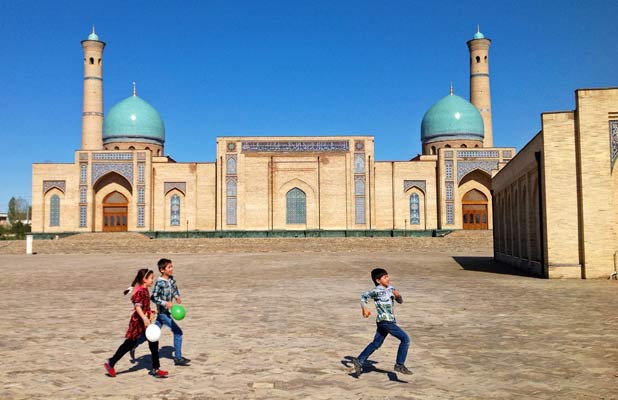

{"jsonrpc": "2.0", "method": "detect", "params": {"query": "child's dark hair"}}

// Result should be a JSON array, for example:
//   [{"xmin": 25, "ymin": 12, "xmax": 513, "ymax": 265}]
[
  {"xmin": 157, "ymin": 258, "xmax": 172, "ymax": 273},
  {"xmin": 371, "ymin": 268, "xmax": 388, "ymax": 285},
  {"xmin": 123, "ymin": 268, "xmax": 154, "ymax": 295}
]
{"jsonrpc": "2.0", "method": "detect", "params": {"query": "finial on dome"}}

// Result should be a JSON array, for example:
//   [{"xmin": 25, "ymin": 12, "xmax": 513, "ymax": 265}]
[
  {"xmin": 87, "ymin": 25, "xmax": 100, "ymax": 41},
  {"xmin": 473, "ymin": 25, "xmax": 485, "ymax": 39},
  {"xmin": 449, "ymin": 82, "xmax": 454, "ymax": 96},
  {"xmin": 132, "ymin": 81, "xmax": 136, "ymax": 96}
]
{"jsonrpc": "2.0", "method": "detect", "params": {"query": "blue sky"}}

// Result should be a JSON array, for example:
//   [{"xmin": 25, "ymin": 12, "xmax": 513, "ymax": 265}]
[{"xmin": 1, "ymin": 0, "xmax": 617, "ymax": 212}]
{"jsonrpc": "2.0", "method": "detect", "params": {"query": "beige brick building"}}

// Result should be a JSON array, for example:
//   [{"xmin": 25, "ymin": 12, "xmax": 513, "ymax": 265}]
[
  {"xmin": 32, "ymin": 28, "xmax": 514, "ymax": 236},
  {"xmin": 492, "ymin": 88, "xmax": 618, "ymax": 279}
]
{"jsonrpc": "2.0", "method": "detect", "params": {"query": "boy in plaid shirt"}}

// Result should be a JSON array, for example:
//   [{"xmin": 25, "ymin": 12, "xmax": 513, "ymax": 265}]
[
  {"xmin": 351, "ymin": 268, "xmax": 412, "ymax": 376},
  {"xmin": 151, "ymin": 258, "xmax": 190, "ymax": 366}
]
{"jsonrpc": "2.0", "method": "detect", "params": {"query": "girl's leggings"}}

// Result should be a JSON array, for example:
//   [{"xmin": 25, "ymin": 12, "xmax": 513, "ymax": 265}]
[{"xmin": 109, "ymin": 336, "xmax": 159, "ymax": 370}]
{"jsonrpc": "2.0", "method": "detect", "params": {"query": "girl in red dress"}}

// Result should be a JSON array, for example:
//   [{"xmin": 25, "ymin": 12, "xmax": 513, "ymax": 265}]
[{"xmin": 104, "ymin": 268, "xmax": 169, "ymax": 378}]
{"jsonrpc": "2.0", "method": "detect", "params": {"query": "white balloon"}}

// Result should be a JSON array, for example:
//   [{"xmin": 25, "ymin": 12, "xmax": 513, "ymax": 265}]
[{"xmin": 145, "ymin": 324, "xmax": 161, "ymax": 342}]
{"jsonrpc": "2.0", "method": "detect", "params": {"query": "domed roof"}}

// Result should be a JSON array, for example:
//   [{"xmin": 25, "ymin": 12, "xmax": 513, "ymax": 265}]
[
  {"xmin": 103, "ymin": 93, "xmax": 165, "ymax": 145},
  {"xmin": 421, "ymin": 92, "xmax": 484, "ymax": 143},
  {"xmin": 473, "ymin": 25, "xmax": 485, "ymax": 40},
  {"xmin": 86, "ymin": 26, "xmax": 100, "ymax": 41}
]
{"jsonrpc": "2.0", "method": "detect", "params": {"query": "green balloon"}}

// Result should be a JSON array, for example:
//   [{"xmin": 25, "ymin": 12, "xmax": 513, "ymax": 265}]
[{"xmin": 171, "ymin": 304, "xmax": 186, "ymax": 320}]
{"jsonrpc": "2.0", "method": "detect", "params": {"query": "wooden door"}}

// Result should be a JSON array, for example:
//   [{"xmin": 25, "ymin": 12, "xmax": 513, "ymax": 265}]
[
  {"xmin": 462, "ymin": 189, "xmax": 488, "ymax": 230},
  {"xmin": 102, "ymin": 192, "xmax": 128, "ymax": 232}
]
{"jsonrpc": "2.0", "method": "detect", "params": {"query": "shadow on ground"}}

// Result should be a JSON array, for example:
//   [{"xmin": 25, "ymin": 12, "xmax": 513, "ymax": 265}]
[
  {"xmin": 453, "ymin": 256, "xmax": 538, "ymax": 277},
  {"xmin": 341, "ymin": 356, "xmax": 408, "ymax": 383}
]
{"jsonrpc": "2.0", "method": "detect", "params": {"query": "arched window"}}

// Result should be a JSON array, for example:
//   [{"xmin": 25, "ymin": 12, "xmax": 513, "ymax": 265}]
[
  {"xmin": 129, "ymin": 146, "xmax": 135, "ymax": 150},
  {"xmin": 89, "ymin": 57, "xmax": 94, "ymax": 64},
  {"xmin": 476, "ymin": 56, "xmax": 480, "ymax": 63},
  {"xmin": 286, "ymin": 188, "xmax": 306, "ymax": 224},
  {"xmin": 460, "ymin": 144, "xmax": 467, "ymax": 148},
  {"xmin": 226, "ymin": 156, "xmax": 237, "ymax": 174},
  {"xmin": 50, "ymin": 194, "xmax": 60, "ymax": 226},
  {"xmin": 445, "ymin": 144, "xmax": 451, "ymax": 148},
  {"xmin": 431, "ymin": 146, "xmax": 436, "ymax": 155},
  {"xmin": 409, "ymin": 193, "xmax": 420, "ymax": 225},
  {"xmin": 170, "ymin": 194, "xmax": 180, "ymax": 226}
]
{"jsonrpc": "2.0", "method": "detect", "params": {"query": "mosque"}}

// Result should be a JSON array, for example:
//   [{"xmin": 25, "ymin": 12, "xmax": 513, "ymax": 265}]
[
  {"xmin": 32, "ymin": 28, "xmax": 515, "ymax": 236},
  {"xmin": 30, "ymin": 27, "xmax": 618, "ymax": 279}
]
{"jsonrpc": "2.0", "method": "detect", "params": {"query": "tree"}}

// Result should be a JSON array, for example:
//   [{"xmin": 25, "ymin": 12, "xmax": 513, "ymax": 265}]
[{"xmin": 7, "ymin": 196, "xmax": 29, "ymax": 223}]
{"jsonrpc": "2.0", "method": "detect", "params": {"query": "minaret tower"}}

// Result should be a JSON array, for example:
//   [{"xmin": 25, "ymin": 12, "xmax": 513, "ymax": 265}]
[
  {"xmin": 467, "ymin": 25, "xmax": 493, "ymax": 147},
  {"xmin": 81, "ymin": 26, "xmax": 105, "ymax": 150}
]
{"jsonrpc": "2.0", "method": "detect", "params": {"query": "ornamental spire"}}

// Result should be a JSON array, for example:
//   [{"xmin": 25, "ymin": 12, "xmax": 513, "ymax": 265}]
[
  {"xmin": 132, "ymin": 81, "xmax": 136, "ymax": 96},
  {"xmin": 449, "ymin": 81, "xmax": 453, "ymax": 95}
]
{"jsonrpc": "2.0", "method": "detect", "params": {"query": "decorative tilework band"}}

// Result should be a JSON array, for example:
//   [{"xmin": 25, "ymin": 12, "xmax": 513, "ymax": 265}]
[
  {"xmin": 458, "ymin": 150, "xmax": 499, "ymax": 158},
  {"xmin": 92, "ymin": 152, "xmax": 133, "ymax": 160},
  {"xmin": 242, "ymin": 140, "xmax": 349, "ymax": 153},
  {"xmin": 84, "ymin": 76, "xmax": 103, "ymax": 81},
  {"xmin": 82, "ymin": 112, "xmax": 104, "ymax": 117},
  {"xmin": 470, "ymin": 73, "xmax": 490, "ymax": 78}
]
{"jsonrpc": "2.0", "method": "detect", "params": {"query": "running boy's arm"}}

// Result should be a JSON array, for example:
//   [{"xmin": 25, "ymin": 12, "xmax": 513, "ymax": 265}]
[
  {"xmin": 360, "ymin": 289, "xmax": 378, "ymax": 318},
  {"xmin": 392, "ymin": 289, "xmax": 403, "ymax": 304},
  {"xmin": 171, "ymin": 277, "xmax": 181, "ymax": 304},
  {"xmin": 150, "ymin": 280, "xmax": 168, "ymax": 309}
]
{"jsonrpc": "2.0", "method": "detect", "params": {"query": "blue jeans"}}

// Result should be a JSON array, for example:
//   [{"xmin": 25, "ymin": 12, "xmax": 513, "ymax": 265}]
[
  {"xmin": 157, "ymin": 313, "xmax": 184, "ymax": 359},
  {"xmin": 135, "ymin": 313, "xmax": 184, "ymax": 358},
  {"xmin": 358, "ymin": 321, "xmax": 410, "ymax": 366}
]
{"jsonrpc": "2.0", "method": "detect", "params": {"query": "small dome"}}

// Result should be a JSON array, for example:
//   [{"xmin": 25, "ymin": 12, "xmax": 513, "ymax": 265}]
[
  {"xmin": 473, "ymin": 31, "xmax": 485, "ymax": 39},
  {"xmin": 421, "ymin": 93, "xmax": 484, "ymax": 143},
  {"xmin": 87, "ymin": 26, "xmax": 100, "ymax": 41},
  {"xmin": 103, "ymin": 95, "xmax": 165, "ymax": 145}
]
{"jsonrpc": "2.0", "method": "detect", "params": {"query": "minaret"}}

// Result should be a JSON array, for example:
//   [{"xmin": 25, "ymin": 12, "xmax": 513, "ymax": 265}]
[
  {"xmin": 81, "ymin": 26, "xmax": 105, "ymax": 150},
  {"xmin": 467, "ymin": 25, "xmax": 493, "ymax": 147}
]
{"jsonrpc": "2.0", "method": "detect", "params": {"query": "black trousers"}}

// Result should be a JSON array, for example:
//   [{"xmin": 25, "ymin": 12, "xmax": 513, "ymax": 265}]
[{"xmin": 109, "ymin": 337, "xmax": 160, "ymax": 370}]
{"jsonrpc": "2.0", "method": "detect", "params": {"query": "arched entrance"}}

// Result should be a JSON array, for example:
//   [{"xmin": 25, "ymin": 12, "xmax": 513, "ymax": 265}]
[
  {"xmin": 462, "ymin": 189, "xmax": 488, "ymax": 230},
  {"xmin": 102, "ymin": 191, "xmax": 128, "ymax": 232}
]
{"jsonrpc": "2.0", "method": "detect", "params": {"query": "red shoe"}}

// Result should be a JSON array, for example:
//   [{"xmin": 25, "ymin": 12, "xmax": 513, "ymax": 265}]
[
  {"xmin": 104, "ymin": 361, "xmax": 116, "ymax": 377},
  {"xmin": 150, "ymin": 368, "xmax": 168, "ymax": 378}
]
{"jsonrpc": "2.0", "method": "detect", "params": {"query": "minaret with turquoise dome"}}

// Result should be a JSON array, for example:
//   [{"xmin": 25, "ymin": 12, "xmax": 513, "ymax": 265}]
[
  {"xmin": 81, "ymin": 26, "xmax": 105, "ymax": 150},
  {"xmin": 467, "ymin": 25, "xmax": 493, "ymax": 147}
]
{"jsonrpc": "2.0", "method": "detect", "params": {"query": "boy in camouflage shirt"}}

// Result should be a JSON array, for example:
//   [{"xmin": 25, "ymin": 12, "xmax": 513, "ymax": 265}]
[{"xmin": 351, "ymin": 268, "xmax": 412, "ymax": 376}]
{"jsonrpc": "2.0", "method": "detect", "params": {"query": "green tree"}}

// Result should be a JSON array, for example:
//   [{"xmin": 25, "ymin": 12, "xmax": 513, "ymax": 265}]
[{"xmin": 7, "ymin": 196, "xmax": 29, "ymax": 223}]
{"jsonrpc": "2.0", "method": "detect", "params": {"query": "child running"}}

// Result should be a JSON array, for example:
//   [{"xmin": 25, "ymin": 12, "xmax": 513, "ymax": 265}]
[
  {"xmin": 150, "ymin": 258, "xmax": 190, "ymax": 366},
  {"xmin": 104, "ymin": 268, "xmax": 169, "ymax": 378},
  {"xmin": 351, "ymin": 268, "xmax": 413, "ymax": 376}
]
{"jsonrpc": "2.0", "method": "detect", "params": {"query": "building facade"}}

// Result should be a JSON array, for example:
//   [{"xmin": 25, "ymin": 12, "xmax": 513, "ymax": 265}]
[
  {"xmin": 32, "ymin": 28, "xmax": 514, "ymax": 235},
  {"xmin": 492, "ymin": 88, "xmax": 618, "ymax": 279}
]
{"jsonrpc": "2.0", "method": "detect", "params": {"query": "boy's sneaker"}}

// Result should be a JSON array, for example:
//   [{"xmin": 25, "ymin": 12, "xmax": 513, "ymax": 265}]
[
  {"xmin": 174, "ymin": 357, "xmax": 190, "ymax": 366},
  {"xmin": 351, "ymin": 357, "xmax": 363, "ymax": 376},
  {"xmin": 394, "ymin": 364, "xmax": 413, "ymax": 375},
  {"xmin": 150, "ymin": 369, "xmax": 169, "ymax": 378},
  {"xmin": 104, "ymin": 361, "xmax": 116, "ymax": 377}
]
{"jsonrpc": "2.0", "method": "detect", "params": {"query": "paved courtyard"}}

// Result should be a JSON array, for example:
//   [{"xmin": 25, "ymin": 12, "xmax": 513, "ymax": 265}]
[{"xmin": 1, "ymin": 234, "xmax": 617, "ymax": 399}]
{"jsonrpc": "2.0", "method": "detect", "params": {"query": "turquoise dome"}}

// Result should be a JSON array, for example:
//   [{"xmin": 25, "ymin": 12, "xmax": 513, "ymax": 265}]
[
  {"xmin": 103, "ymin": 95, "xmax": 165, "ymax": 145},
  {"xmin": 421, "ymin": 94, "xmax": 484, "ymax": 143},
  {"xmin": 87, "ymin": 31, "xmax": 99, "ymax": 41},
  {"xmin": 473, "ymin": 31, "xmax": 485, "ymax": 39}
]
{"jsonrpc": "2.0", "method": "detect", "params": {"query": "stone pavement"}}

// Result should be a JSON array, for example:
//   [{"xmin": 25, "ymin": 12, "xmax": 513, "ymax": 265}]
[{"xmin": 1, "ymin": 233, "xmax": 617, "ymax": 399}]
